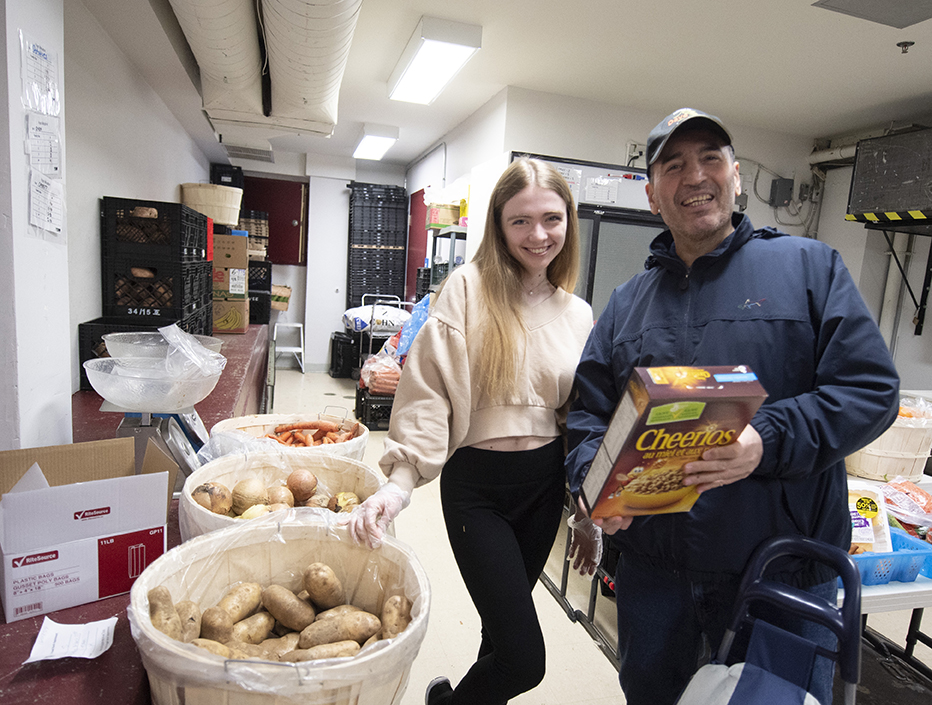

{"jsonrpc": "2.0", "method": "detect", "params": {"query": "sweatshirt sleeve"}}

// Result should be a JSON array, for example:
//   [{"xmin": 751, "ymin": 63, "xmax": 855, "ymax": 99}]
[{"xmin": 378, "ymin": 279, "xmax": 474, "ymax": 487}]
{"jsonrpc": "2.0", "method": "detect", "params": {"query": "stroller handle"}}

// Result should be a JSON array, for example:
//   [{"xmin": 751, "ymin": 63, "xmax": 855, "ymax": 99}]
[{"xmin": 727, "ymin": 535, "xmax": 862, "ymax": 687}]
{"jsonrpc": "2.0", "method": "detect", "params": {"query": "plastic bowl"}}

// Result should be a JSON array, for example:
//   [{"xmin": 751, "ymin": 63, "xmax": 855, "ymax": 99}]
[
  {"xmin": 83, "ymin": 357, "xmax": 222, "ymax": 412},
  {"xmin": 102, "ymin": 332, "xmax": 223, "ymax": 358}
]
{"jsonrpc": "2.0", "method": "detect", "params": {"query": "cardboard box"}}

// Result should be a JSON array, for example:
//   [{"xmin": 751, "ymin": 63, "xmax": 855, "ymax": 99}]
[
  {"xmin": 213, "ymin": 298, "xmax": 249, "ymax": 334},
  {"xmin": 0, "ymin": 438, "xmax": 178, "ymax": 622},
  {"xmin": 212, "ymin": 266, "xmax": 247, "ymax": 299},
  {"xmin": 581, "ymin": 366, "xmax": 767, "ymax": 520},
  {"xmin": 271, "ymin": 284, "xmax": 292, "ymax": 311},
  {"xmin": 426, "ymin": 204, "xmax": 460, "ymax": 230},
  {"xmin": 213, "ymin": 233, "xmax": 249, "ymax": 269}
]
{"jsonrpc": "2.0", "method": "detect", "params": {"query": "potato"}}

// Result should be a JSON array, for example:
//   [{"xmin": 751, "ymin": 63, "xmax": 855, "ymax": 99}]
[
  {"xmin": 267, "ymin": 485, "xmax": 295, "ymax": 507},
  {"xmin": 217, "ymin": 582, "xmax": 262, "ymax": 622},
  {"xmin": 262, "ymin": 584, "xmax": 317, "ymax": 632},
  {"xmin": 200, "ymin": 606, "xmax": 234, "ymax": 643},
  {"xmin": 298, "ymin": 610, "xmax": 380, "ymax": 649},
  {"xmin": 315, "ymin": 604, "xmax": 361, "ymax": 621},
  {"xmin": 225, "ymin": 639, "xmax": 274, "ymax": 660},
  {"xmin": 232, "ymin": 478, "xmax": 270, "ymax": 515},
  {"xmin": 381, "ymin": 594, "xmax": 413, "ymax": 639},
  {"xmin": 303, "ymin": 563, "xmax": 344, "ymax": 610},
  {"xmin": 260, "ymin": 632, "xmax": 301, "ymax": 660},
  {"xmin": 148, "ymin": 586, "xmax": 182, "ymax": 640},
  {"xmin": 192, "ymin": 638, "xmax": 232, "ymax": 658},
  {"xmin": 280, "ymin": 640, "xmax": 360, "ymax": 662},
  {"xmin": 175, "ymin": 600, "xmax": 202, "ymax": 643},
  {"xmin": 231, "ymin": 611, "xmax": 276, "ymax": 645}
]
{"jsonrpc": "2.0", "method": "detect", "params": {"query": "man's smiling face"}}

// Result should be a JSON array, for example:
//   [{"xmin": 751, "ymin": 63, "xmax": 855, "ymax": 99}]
[{"xmin": 645, "ymin": 126, "xmax": 741, "ymax": 265}]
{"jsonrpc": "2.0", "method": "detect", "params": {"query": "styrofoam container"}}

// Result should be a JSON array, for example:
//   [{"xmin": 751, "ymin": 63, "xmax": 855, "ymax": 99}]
[
  {"xmin": 180, "ymin": 450, "xmax": 383, "ymax": 542},
  {"xmin": 207, "ymin": 413, "xmax": 368, "ymax": 462},
  {"xmin": 128, "ymin": 513, "xmax": 430, "ymax": 705}
]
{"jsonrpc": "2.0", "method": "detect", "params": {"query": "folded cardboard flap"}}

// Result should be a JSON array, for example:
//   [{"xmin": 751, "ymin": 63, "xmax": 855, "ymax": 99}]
[{"xmin": 0, "ymin": 437, "xmax": 178, "ymax": 515}]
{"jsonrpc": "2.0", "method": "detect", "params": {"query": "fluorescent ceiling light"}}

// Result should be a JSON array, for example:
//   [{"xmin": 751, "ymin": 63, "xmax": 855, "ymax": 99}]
[
  {"xmin": 353, "ymin": 123, "xmax": 399, "ymax": 160},
  {"xmin": 389, "ymin": 17, "xmax": 482, "ymax": 105}
]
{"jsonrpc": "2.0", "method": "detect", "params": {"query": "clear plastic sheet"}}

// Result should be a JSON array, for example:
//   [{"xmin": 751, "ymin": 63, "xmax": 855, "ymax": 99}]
[{"xmin": 128, "ymin": 511, "xmax": 430, "ymax": 704}]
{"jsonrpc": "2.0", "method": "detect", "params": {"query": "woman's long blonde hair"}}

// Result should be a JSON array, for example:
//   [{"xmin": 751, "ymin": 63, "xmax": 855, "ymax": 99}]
[{"xmin": 470, "ymin": 157, "xmax": 580, "ymax": 400}]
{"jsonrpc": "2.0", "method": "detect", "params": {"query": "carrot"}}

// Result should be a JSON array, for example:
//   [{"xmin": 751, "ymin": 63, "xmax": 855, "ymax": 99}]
[{"xmin": 274, "ymin": 420, "xmax": 341, "ymax": 434}]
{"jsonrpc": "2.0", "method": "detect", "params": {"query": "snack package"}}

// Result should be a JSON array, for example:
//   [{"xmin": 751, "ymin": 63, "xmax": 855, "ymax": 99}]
[
  {"xmin": 848, "ymin": 479, "xmax": 893, "ymax": 554},
  {"xmin": 880, "ymin": 476, "xmax": 932, "ymax": 528}
]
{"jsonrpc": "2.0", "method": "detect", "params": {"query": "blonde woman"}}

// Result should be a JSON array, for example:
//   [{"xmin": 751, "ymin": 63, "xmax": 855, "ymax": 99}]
[{"xmin": 349, "ymin": 157, "xmax": 601, "ymax": 704}]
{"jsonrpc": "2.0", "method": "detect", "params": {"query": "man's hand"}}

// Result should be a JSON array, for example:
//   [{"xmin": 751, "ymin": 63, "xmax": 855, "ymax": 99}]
[
  {"xmin": 594, "ymin": 515, "xmax": 634, "ymax": 535},
  {"xmin": 681, "ymin": 424, "xmax": 763, "ymax": 494}
]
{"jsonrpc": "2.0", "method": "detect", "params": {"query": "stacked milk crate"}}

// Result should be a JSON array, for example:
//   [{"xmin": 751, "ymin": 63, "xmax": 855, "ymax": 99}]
[
  {"xmin": 346, "ymin": 182, "xmax": 407, "ymax": 308},
  {"xmin": 77, "ymin": 197, "xmax": 213, "ymax": 389},
  {"xmin": 238, "ymin": 210, "xmax": 272, "ymax": 325}
]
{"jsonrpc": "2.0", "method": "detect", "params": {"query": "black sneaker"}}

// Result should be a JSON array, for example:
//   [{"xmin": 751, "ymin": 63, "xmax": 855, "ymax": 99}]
[{"xmin": 425, "ymin": 676, "xmax": 453, "ymax": 705}]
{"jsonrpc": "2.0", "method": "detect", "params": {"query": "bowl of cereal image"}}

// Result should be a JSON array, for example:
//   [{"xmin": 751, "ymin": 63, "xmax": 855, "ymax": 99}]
[{"xmin": 617, "ymin": 462, "xmax": 694, "ymax": 509}]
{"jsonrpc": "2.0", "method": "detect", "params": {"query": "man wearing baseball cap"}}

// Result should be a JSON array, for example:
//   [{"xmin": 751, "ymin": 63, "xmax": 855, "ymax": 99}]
[{"xmin": 566, "ymin": 108, "xmax": 899, "ymax": 704}]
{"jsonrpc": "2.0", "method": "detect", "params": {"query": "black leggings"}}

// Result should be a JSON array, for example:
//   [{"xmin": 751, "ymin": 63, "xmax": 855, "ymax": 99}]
[{"xmin": 439, "ymin": 439, "xmax": 566, "ymax": 705}]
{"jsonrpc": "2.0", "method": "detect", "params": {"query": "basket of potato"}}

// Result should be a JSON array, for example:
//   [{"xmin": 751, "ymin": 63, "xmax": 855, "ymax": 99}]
[
  {"xmin": 206, "ymin": 412, "xmax": 369, "ymax": 462},
  {"xmin": 180, "ymin": 450, "xmax": 383, "ymax": 542},
  {"xmin": 128, "ymin": 512, "xmax": 429, "ymax": 705}
]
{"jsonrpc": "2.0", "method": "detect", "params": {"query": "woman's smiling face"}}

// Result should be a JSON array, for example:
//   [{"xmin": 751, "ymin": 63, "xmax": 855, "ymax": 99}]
[{"xmin": 500, "ymin": 184, "xmax": 567, "ymax": 280}]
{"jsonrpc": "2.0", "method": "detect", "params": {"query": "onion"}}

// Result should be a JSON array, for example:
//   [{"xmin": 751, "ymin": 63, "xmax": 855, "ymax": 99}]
[
  {"xmin": 232, "ymin": 478, "xmax": 270, "ymax": 515},
  {"xmin": 191, "ymin": 482, "xmax": 233, "ymax": 515},
  {"xmin": 287, "ymin": 469, "xmax": 319, "ymax": 502},
  {"xmin": 267, "ymin": 485, "xmax": 295, "ymax": 507}
]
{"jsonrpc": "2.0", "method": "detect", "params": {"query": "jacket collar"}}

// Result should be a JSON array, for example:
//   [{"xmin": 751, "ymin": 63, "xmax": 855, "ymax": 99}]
[{"xmin": 646, "ymin": 212, "xmax": 756, "ymax": 273}]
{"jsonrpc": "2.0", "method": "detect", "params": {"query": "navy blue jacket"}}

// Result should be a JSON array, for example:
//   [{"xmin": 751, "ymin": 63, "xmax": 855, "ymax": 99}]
[{"xmin": 566, "ymin": 213, "xmax": 900, "ymax": 585}]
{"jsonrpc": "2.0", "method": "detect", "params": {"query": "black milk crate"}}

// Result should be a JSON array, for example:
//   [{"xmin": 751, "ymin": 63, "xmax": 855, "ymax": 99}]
[
  {"xmin": 355, "ymin": 387, "xmax": 394, "ymax": 431},
  {"xmin": 210, "ymin": 163, "xmax": 244, "ymax": 190},
  {"xmin": 349, "ymin": 227, "xmax": 408, "ymax": 248},
  {"xmin": 102, "ymin": 254, "xmax": 212, "ymax": 323},
  {"xmin": 329, "ymin": 331, "xmax": 358, "ymax": 378},
  {"xmin": 348, "ymin": 181, "xmax": 407, "ymax": 204},
  {"xmin": 101, "ymin": 197, "xmax": 208, "ymax": 263},
  {"xmin": 249, "ymin": 290, "xmax": 272, "ymax": 325},
  {"xmin": 78, "ymin": 308, "xmax": 212, "ymax": 390},
  {"xmin": 248, "ymin": 260, "xmax": 273, "ymax": 291},
  {"xmin": 348, "ymin": 245, "xmax": 406, "ymax": 275},
  {"xmin": 347, "ymin": 281, "xmax": 404, "ymax": 309}
]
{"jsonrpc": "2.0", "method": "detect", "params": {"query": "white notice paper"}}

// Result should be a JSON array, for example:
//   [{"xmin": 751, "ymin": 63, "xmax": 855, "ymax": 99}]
[
  {"xmin": 29, "ymin": 169, "xmax": 64, "ymax": 233},
  {"xmin": 24, "ymin": 616, "xmax": 117, "ymax": 663}
]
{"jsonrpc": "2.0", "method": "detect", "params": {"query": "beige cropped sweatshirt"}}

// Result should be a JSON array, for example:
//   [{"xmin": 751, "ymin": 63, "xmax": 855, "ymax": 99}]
[{"xmin": 379, "ymin": 262, "xmax": 593, "ymax": 487}]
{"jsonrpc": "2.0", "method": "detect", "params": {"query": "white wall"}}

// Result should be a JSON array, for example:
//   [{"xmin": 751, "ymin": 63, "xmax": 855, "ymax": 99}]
[
  {"xmin": 0, "ymin": 0, "xmax": 71, "ymax": 449},
  {"xmin": 65, "ymin": 0, "xmax": 210, "ymax": 390}
]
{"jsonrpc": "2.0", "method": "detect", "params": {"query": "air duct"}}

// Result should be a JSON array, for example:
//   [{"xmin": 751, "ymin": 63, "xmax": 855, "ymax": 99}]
[{"xmin": 167, "ymin": 0, "xmax": 362, "ymax": 149}]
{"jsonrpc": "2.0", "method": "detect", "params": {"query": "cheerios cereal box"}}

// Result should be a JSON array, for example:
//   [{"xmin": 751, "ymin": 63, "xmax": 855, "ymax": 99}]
[{"xmin": 581, "ymin": 366, "xmax": 767, "ymax": 519}]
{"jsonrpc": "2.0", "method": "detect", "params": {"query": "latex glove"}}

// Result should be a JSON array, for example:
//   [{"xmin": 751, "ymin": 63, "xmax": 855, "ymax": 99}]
[
  {"xmin": 347, "ymin": 482, "xmax": 411, "ymax": 549},
  {"xmin": 567, "ymin": 512, "xmax": 603, "ymax": 577}
]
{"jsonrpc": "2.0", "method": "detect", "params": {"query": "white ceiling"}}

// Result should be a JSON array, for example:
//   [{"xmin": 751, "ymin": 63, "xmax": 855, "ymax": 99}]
[{"xmin": 83, "ymin": 0, "xmax": 932, "ymax": 167}]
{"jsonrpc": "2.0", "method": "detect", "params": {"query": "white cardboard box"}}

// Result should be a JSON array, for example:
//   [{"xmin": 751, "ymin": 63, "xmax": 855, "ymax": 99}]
[{"xmin": 0, "ymin": 437, "xmax": 178, "ymax": 622}]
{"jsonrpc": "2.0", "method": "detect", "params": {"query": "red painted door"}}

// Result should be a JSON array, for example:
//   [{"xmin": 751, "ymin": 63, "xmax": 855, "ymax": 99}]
[{"xmin": 241, "ymin": 176, "xmax": 308, "ymax": 265}]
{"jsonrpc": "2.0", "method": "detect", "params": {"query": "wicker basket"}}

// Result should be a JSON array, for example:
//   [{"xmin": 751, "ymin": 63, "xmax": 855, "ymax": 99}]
[
  {"xmin": 208, "ymin": 412, "xmax": 368, "ymax": 462},
  {"xmin": 128, "ymin": 513, "xmax": 430, "ymax": 705},
  {"xmin": 845, "ymin": 418, "xmax": 932, "ymax": 482},
  {"xmin": 180, "ymin": 450, "xmax": 384, "ymax": 541},
  {"xmin": 181, "ymin": 183, "xmax": 243, "ymax": 226}
]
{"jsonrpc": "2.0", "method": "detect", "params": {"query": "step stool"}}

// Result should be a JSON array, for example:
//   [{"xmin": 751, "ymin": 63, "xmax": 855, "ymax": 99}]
[{"xmin": 273, "ymin": 322, "xmax": 305, "ymax": 373}]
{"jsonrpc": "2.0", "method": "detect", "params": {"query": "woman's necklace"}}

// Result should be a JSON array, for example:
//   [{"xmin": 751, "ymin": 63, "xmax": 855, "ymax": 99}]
[{"xmin": 526, "ymin": 278, "xmax": 553, "ymax": 297}]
